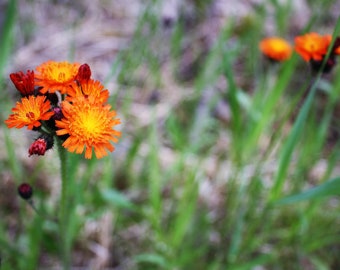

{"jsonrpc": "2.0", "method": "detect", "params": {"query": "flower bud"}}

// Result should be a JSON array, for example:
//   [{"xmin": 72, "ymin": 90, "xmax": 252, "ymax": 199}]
[
  {"xmin": 51, "ymin": 106, "xmax": 63, "ymax": 121},
  {"xmin": 28, "ymin": 134, "xmax": 54, "ymax": 156},
  {"xmin": 75, "ymin": 63, "xmax": 91, "ymax": 82},
  {"xmin": 9, "ymin": 70, "xmax": 35, "ymax": 96},
  {"xmin": 18, "ymin": 183, "xmax": 33, "ymax": 200}
]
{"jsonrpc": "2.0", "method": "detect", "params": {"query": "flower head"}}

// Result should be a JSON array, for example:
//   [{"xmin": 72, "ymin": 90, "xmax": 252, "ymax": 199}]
[
  {"xmin": 35, "ymin": 61, "xmax": 80, "ymax": 94},
  {"xmin": 67, "ymin": 79, "xmax": 109, "ymax": 104},
  {"xmin": 294, "ymin": 32, "xmax": 331, "ymax": 61},
  {"xmin": 5, "ymin": 95, "xmax": 54, "ymax": 130},
  {"xmin": 55, "ymin": 96, "xmax": 121, "ymax": 159},
  {"xmin": 9, "ymin": 70, "xmax": 35, "ymax": 96},
  {"xmin": 259, "ymin": 37, "xmax": 292, "ymax": 61}
]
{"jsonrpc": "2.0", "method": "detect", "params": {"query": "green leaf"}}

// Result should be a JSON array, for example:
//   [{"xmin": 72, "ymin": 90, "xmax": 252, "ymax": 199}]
[{"xmin": 275, "ymin": 177, "xmax": 340, "ymax": 205}]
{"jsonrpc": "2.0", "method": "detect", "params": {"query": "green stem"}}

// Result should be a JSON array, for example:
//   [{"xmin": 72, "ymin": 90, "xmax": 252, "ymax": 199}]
[{"xmin": 56, "ymin": 138, "xmax": 71, "ymax": 270}]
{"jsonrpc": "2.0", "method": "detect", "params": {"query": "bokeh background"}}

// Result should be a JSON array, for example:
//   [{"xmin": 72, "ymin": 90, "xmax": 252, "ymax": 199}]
[{"xmin": 1, "ymin": 0, "xmax": 340, "ymax": 269}]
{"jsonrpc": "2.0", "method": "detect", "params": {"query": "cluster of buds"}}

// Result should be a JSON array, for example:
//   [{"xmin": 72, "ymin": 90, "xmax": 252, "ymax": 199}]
[
  {"xmin": 259, "ymin": 32, "xmax": 340, "ymax": 73},
  {"xmin": 5, "ymin": 61, "xmax": 121, "ymax": 159}
]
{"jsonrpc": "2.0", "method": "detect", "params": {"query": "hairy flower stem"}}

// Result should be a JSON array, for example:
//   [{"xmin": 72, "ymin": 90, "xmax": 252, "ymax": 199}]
[{"xmin": 56, "ymin": 138, "xmax": 72, "ymax": 270}]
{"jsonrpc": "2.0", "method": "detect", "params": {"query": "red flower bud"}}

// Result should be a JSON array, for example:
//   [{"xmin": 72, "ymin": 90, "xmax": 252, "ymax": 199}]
[
  {"xmin": 28, "ymin": 135, "xmax": 54, "ymax": 157},
  {"xmin": 75, "ymin": 63, "xmax": 91, "ymax": 82},
  {"xmin": 18, "ymin": 183, "xmax": 33, "ymax": 200},
  {"xmin": 9, "ymin": 70, "xmax": 35, "ymax": 96}
]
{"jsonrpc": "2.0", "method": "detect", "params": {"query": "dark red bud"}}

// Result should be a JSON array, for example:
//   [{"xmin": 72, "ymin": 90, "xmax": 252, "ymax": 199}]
[
  {"xmin": 9, "ymin": 70, "xmax": 35, "ymax": 96},
  {"xmin": 28, "ymin": 135, "xmax": 54, "ymax": 157},
  {"xmin": 75, "ymin": 63, "xmax": 91, "ymax": 82},
  {"xmin": 18, "ymin": 183, "xmax": 33, "ymax": 200}
]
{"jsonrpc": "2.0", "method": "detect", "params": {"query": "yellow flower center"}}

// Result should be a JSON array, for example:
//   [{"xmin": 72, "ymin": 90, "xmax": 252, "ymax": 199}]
[
  {"xmin": 78, "ymin": 112, "xmax": 102, "ymax": 137},
  {"xmin": 65, "ymin": 102, "xmax": 111, "ymax": 143},
  {"xmin": 304, "ymin": 38, "xmax": 322, "ymax": 52},
  {"xmin": 48, "ymin": 64, "xmax": 77, "ymax": 83},
  {"xmin": 20, "ymin": 98, "xmax": 43, "ymax": 122}
]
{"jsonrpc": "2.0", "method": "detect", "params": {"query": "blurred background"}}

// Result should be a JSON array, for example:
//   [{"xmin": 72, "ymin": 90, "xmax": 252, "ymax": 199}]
[{"xmin": 1, "ymin": 0, "xmax": 340, "ymax": 269}]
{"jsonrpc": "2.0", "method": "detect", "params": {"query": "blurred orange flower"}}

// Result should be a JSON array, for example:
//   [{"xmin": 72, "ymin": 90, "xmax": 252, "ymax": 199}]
[
  {"xmin": 5, "ymin": 95, "xmax": 54, "ymax": 130},
  {"xmin": 259, "ymin": 37, "xmax": 292, "ymax": 61},
  {"xmin": 35, "ymin": 61, "xmax": 80, "ymax": 94},
  {"xmin": 294, "ymin": 32, "xmax": 331, "ymax": 61},
  {"xmin": 55, "ymin": 96, "xmax": 121, "ymax": 159}
]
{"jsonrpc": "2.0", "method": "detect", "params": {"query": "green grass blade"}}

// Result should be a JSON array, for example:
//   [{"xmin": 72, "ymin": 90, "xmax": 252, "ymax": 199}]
[
  {"xmin": 269, "ymin": 77, "xmax": 319, "ymax": 201},
  {"xmin": 0, "ymin": 0, "xmax": 16, "ymax": 77},
  {"xmin": 274, "ymin": 176, "xmax": 340, "ymax": 205},
  {"xmin": 243, "ymin": 55, "xmax": 298, "ymax": 159}
]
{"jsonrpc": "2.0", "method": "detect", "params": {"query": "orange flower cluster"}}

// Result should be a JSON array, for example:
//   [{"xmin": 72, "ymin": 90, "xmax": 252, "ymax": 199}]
[
  {"xmin": 5, "ymin": 61, "xmax": 121, "ymax": 159},
  {"xmin": 260, "ymin": 32, "xmax": 340, "ymax": 73}
]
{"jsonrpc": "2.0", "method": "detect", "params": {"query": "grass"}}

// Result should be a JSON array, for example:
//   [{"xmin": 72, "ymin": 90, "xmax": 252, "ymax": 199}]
[{"xmin": 1, "ymin": 0, "xmax": 340, "ymax": 269}]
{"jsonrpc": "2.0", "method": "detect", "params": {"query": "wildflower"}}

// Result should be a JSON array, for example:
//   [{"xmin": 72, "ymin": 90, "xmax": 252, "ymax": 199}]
[
  {"xmin": 9, "ymin": 70, "xmax": 35, "ymax": 96},
  {"xmin": 18, "ymin": 183, "xmax": 33, "ymax": 200},
  {"xmin": 294, "ymin": 32, "xmax": 331, "ymax": 62},
  {"xmin": 5, "ymin": 95, "xmax": 54, "ymax": 130},
  {"xmin": 35, "ymin": 61, "xmax": 80, "ymax": 94},
  {"xmin": 259, "ymin": 37, "xmax": 292, "ymax": 61},
  {"xmin": 67, "ymin": 79, "xmax": 109, "ymax": 104},
  {"xmin": 6, "ymin": 61, "xmax": 121, "ymax": 160},
  {"xmin": 28, "ymin": 135, "xmax": 54, "ymax": 156},
  {"xmin": 295, "ymin": 33, "xmax": 340, "ymax": 73},
  {"xmin": 55, "ymin": 96, "xmax": 121, "ymax": 159}
]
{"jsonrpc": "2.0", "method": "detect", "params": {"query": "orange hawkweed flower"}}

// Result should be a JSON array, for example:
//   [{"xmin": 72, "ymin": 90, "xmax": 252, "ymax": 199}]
[
  {"xmin": 35, "ymin": 61, "xmax": 80, "ymax": 94},
  {"xmin": 5, "ymin": 95, "xmax": 54, "ymax": 130},
  {"xmin": 259, "ymin": 37, "xmax": 292, "ymax": 61},
  {"xmin": 67, "ymin": 79, "xmax": 109, "ymax": 104},
  {"xmin": 55, "ymin": 96, "xmax": 121, "ymax": 159},
  {"xmin": 294, "ymin": 32, "xmax": 331, "ymax": 61}
]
